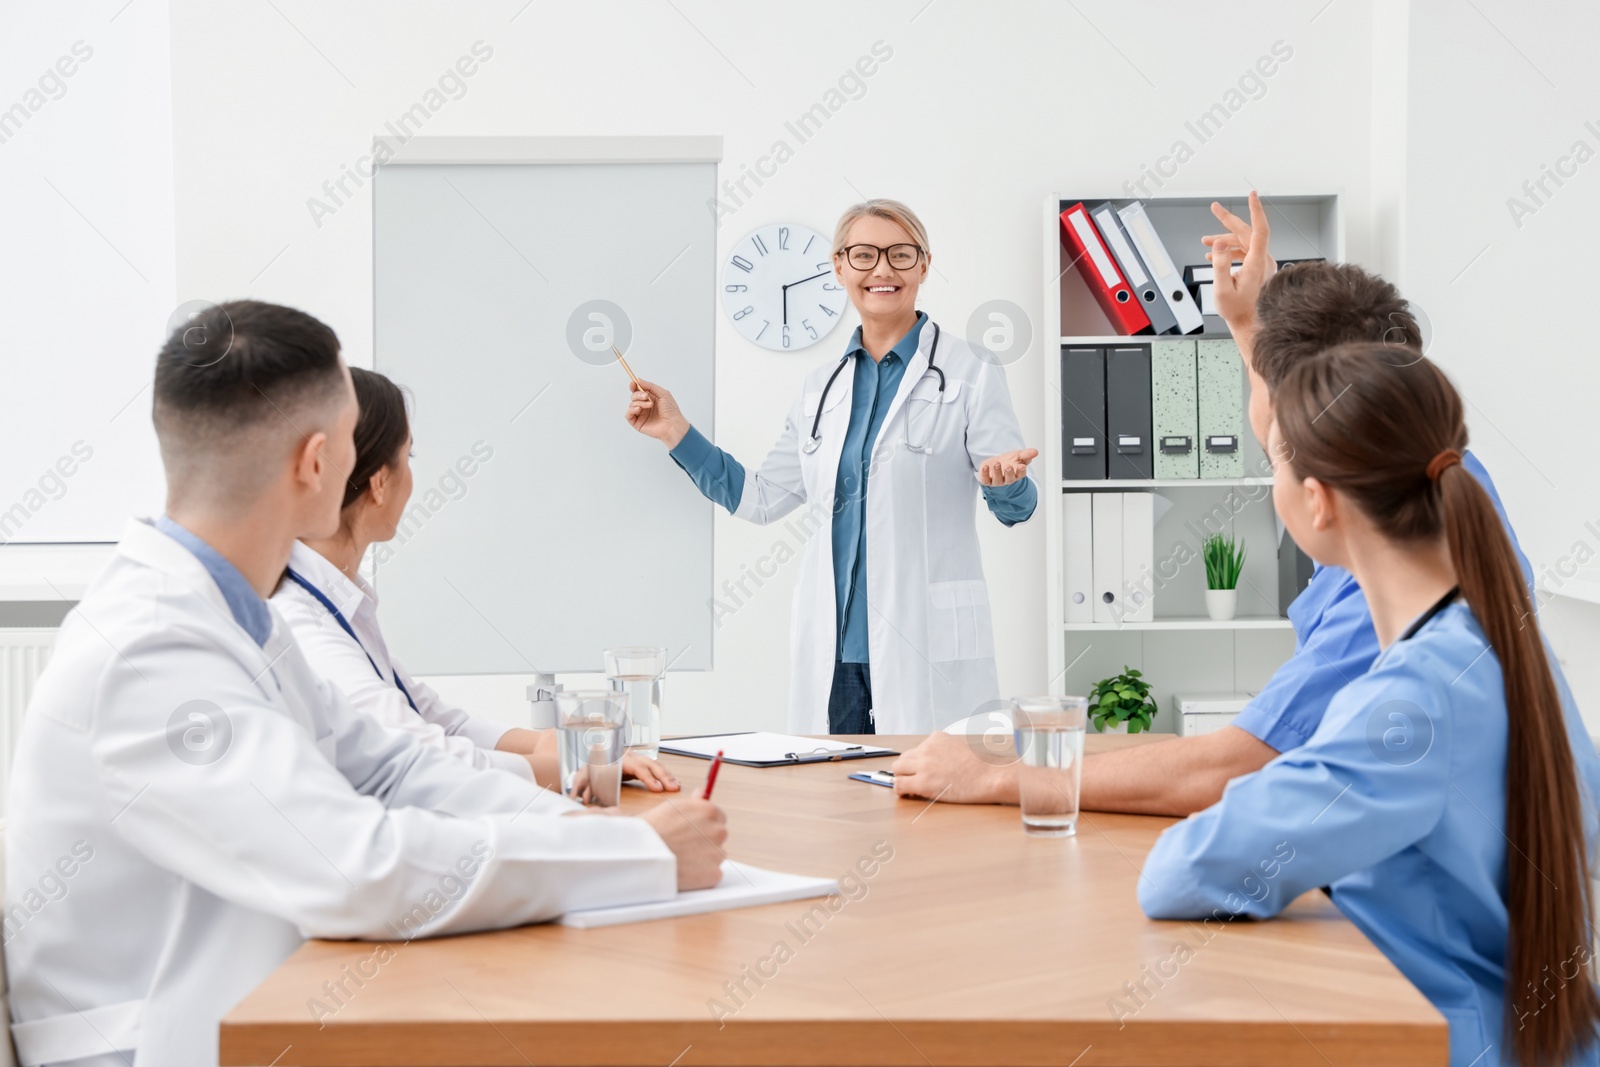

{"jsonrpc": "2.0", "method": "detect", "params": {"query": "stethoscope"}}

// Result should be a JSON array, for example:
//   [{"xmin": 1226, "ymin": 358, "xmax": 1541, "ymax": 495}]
[
  {"xmin": 285, "ymin": 568, "xmax": 420, "ymax": 713},
  {"xmin": 801, "ymin": 321, "xmax": 944, "ymax": 456}
]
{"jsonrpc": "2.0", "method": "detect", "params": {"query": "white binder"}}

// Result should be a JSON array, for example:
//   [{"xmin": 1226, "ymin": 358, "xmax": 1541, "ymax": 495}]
[
  {"xmin": 1117, "ymin": 201, "xmax": 1204, "ymax": 335},
  {"xmin": 1121, "ymin": 492, "xmax": 1155, "ymax": 623},
  {"xmin": 1065, "ymin": 493, "xmax": 1094, "ymax": 623},
  {"xmin": 1091, "ymin": 492, "xmax": 1123, "ymax": 624}
]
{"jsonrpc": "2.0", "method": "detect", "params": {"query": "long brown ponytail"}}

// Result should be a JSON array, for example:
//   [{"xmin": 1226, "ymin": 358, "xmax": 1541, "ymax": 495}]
[{"xmin": 1274, "ymin": 341, "xmax": 1599, "ymax": 1066}]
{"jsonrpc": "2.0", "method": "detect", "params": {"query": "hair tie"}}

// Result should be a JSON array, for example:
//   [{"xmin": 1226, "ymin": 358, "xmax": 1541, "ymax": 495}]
[{"xmin": 1426, "ymin": 449, "xmax": 1462, "ymax": 481}]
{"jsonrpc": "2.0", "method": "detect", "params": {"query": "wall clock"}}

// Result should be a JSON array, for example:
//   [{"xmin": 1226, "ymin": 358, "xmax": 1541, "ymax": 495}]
[{"xmin": 721, "ymin": 223, "xmax": 849, "ymax": 351}]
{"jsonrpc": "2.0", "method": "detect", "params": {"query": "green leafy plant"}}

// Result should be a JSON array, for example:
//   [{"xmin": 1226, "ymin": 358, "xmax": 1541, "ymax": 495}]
[
  {"xmin": 1202, "ymin": 533, "xmax": 1246, "ymax": 591},
  {"xmin": 1088, "ymin": 667, "xmax": 1158, "ymax": 733}
]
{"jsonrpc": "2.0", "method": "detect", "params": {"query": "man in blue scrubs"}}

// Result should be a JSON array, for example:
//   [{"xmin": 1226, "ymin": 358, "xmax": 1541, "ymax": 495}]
[{"xmin": 892, "ymin": 194, "xmax": 1535, "ymax": 814}]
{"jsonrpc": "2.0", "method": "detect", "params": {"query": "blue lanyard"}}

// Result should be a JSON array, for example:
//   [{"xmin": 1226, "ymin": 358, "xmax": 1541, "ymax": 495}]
[{"xmin": 284, "ymin": 567, "xmax": 419, "ymax": 713}]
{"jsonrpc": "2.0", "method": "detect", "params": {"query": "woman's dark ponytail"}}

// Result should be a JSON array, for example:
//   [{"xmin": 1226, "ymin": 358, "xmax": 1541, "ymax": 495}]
[{"xmin": 1275, "ymin": 342, "xmax": 1600, "ymax": 1066}]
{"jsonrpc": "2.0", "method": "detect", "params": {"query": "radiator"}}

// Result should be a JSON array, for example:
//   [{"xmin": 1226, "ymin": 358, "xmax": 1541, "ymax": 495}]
[{"xmin": 0, "ymin": 629, "xmax": 57, "ymax": 818}]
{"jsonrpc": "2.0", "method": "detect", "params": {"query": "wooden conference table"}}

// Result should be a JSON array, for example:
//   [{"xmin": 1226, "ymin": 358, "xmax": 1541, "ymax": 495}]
[{"xmin": 221, "ymin": 735, "xmax": 1446, "ymax": 1066}]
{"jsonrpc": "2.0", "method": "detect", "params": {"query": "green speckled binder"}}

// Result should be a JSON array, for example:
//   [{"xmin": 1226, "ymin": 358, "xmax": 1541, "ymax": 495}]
[
  {"xmin": 1197, "ymin": 339, "xmax": 1245, "ymax": 479},
  {"xmin": 1151, "ymin": 340, "xmax": 1199, "ymax": 479}
]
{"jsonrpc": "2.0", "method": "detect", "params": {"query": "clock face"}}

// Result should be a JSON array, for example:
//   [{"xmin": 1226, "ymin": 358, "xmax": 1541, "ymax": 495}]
[{"xmin": 721, "ymin": 224, "xmax": 851, "ymax": 351}]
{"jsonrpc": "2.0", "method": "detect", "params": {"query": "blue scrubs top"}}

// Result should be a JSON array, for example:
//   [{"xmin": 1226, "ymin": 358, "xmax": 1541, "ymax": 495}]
[
  {"xmin": 1141, "ymin": 599, "xmax": 1600, "ymax": 1067},
  {"xmin": 1234, "ymin": 450, "xmax": 1532, "ymax": 752},
  {"xmin": 669, "ymin": 315, "xmax": 1036, "ymax": 664}
]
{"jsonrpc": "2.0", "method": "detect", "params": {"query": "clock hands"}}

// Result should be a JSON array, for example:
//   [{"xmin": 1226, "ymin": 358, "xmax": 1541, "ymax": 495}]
[{"xmin": 781, "ymin": 270, "xmax": 832, "ymax": 327}]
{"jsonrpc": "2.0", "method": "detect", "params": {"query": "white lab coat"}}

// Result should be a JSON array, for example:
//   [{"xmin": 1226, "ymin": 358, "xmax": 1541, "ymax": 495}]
[
  {"xmin": 4, "ymin": 519, "xmax": 675, "ymax": 1067},
  {"xmin": 734, "ymin": 322, "xmax": 1035, "ymax": 734},
  {"xmin": 272, "ymin": 541, "xmax": 535, "ymax": 780}
]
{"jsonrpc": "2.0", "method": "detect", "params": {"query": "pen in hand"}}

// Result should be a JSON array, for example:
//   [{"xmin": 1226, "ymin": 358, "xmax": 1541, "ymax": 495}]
[
  {"xmin": 612, "ymin": 345, "xmax": 643, "ymax": 392},
  {"xmin": 701, "ymin": 749, "xmax": 724, "ymax": 801}
]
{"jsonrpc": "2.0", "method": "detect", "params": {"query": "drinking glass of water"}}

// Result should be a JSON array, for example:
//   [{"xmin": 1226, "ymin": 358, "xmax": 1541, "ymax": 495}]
[
  {"xmin": 604, "ymin": 646, "xmax": 666, "ymax": 759},
  {"xmin": 1013, "ymin": 695, "xmax": 1088, "ymax": 837},
  {"xmin": 554, "ymin": 689, "xmax": 627, "ymax": 807}
]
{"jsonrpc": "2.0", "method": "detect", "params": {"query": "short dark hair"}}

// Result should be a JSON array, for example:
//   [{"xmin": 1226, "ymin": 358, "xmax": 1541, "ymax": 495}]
[
  {"xmin": 153, "ymin": 300, "xmax": 345, "ymax": 440},
  {"xmin": 345, "ymin": 368, "xmax": 410, "ymax": 509},
  {"xmin": 1251, "ymin": 262, "xmax": 1420, "ymax": 390}
]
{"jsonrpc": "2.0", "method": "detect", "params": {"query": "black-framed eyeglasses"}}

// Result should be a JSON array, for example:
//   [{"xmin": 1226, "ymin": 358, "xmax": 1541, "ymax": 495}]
[{"xmin": 837, "ymin": 243, "xmax": 924, "ymax": 270}]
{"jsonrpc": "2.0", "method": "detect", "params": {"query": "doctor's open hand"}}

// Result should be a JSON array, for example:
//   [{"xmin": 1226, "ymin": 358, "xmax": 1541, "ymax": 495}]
[
  {"xmin": 976, "ymin": 448, "xmax": 1038, "ymax": 488},
  {"xmin": 625, "ymin": 379, "xmax": 691, "ymax": 450},
  {"xmin": 642, "ymin": 796, "xmax": 729, "ymax": 890}
]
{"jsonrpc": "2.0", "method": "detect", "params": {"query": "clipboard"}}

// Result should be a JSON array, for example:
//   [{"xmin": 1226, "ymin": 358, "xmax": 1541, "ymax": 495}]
[{"xmin": 659, "ymin": 731, "xmax": 899, "ymax": 767}]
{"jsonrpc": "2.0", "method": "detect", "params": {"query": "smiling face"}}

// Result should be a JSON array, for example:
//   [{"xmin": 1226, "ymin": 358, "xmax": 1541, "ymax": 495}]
[{"xmin": 834, "ymin": 214, "xmax": 929, "ymax": 327}]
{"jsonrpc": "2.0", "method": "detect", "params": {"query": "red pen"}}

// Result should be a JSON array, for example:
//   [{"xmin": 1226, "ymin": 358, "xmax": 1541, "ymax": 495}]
[{"xmin": 701, "ymin": 750, "xmax": 725, "ymax": 801}]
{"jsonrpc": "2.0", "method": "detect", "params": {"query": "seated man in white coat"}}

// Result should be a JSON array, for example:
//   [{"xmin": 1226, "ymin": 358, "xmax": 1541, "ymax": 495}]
[{"xmin": 4, "ymin": 300, "xmax": 727, "ymax": 1067}]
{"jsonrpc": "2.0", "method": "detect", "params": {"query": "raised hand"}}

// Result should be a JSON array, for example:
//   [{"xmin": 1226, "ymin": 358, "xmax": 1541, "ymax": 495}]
[{"xmin": 1201, "ymin": 190, "xmax": 1276, "ymax": 333}]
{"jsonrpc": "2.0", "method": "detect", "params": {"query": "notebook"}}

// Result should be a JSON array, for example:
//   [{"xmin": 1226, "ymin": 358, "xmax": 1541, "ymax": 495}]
[
  {"xmin": 558, "ymin": 861, "xmax": 839, "ymax": 928},
  {"xmin": 660, "ymin": 732, "xmax": 898, "ymax": 767}
]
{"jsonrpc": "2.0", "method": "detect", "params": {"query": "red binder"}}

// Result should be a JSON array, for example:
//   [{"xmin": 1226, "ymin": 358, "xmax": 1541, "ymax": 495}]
[{"xmin": 1059, "ymin": 203, "xmax": 1152, "ymax": 336}]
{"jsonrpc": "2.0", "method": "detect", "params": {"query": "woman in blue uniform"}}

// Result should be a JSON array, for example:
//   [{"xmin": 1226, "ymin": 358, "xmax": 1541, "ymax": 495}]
[{"xmin": 1140, "ymin": 341, "xmax": 1600, "ymax": 1066}]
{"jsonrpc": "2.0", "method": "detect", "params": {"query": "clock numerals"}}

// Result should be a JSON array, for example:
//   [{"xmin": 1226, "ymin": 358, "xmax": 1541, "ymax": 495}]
[{"xmin": 722, "ymin": 225, "xmax": 843, "ymax": 352}]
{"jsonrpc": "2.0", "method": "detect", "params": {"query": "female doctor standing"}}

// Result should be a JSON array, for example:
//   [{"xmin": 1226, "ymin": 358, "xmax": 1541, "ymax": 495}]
[{"xmin": 626, "ymin": 199, "xmax": 1038, "ymax": 735}]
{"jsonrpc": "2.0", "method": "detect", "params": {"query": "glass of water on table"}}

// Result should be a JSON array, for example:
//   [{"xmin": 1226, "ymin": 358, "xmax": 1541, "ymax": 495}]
[
  {"xmin": 1012, "ymin": 695, "xmax": 1088, "ymax": 837},
  {"xmin": 554, "ymin": 690, "xmax": 627, "ymax": 807},
  {"xmin": 604, "ymin": 646, "xmax": 666, "ymax": 759}
]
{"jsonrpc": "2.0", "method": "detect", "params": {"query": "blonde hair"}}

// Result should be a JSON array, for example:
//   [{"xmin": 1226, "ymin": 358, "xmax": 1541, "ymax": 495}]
[{"xmin": 832, "ymin": 199, "xmax": 930, "ymax": 256}]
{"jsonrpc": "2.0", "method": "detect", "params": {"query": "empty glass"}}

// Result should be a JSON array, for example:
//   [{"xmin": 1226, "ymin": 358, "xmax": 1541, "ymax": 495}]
[
  {"xmin": 554, "ymin": 689, "xmax": 627, "ymax": 807},
  {"xmin": 1013, "ymin": 695, "xmax": 1088, "ymax": 837},
  {"xmin": 604, "ymin": 646, "xmax": 666, "ymax": 759}
]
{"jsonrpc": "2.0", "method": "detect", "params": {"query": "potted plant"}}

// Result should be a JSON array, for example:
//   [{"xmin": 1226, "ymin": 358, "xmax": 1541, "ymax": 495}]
[
  {"xmin": 1202, "ymin": 533, "xmax": 1246, "ymax": 621},
  {"xmin": 1088, "ymin": 667, "xmax": 1157, "ymax": 734}
]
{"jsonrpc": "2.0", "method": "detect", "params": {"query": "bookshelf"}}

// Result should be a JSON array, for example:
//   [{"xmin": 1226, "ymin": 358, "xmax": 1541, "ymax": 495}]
[{"xmin": 1042, "ymin": 192, "xmax": 1343, "ymax": 730}]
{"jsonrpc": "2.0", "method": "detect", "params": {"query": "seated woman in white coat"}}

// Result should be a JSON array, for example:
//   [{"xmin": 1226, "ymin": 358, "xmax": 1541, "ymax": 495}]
[
  {"xmin": 4, "ymin": 301, "xmax": 724, "ymax": 1067},
  {"xmin": 272, "ymin": 368, "xmax": 676, "ymax": 792},
  {"xmin": 627, "ymin": 199, "xmax": 1039, "ymax": 735},
  {"xmin": 1139, "ymin": 342, "xmax": 1600, "ymax": 1067}
]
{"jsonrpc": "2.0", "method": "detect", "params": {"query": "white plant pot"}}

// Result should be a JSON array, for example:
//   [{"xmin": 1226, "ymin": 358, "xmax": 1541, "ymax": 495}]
[
  {"xmin": 1205, "ymin": 588, "xmax": 1238, "ymax": 621},
  {"xmin": 1101, "ymin": 721, "xmax": 1129, "ymax": 735}
]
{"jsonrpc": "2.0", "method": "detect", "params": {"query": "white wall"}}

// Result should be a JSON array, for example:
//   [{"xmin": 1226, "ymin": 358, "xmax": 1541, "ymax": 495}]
[
  {"xmin": 0, "ymin": 0, "xmax": 173, "ymax": 544},
  {"xmin": 1403, "ymin": 0, "xmax": 1600, "ymax": 731},
  {"xmin": 159, "ymin": 0, "xmax": 1382, "ymax": 731}
]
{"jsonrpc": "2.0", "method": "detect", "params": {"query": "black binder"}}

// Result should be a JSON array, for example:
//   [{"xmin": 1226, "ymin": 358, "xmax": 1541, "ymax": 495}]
[
  {"xmin": 1061, "ymin": 346, "xmax": 1107, "ymax": 480},
  {"xmin": 1105, "ymin": 345, "xmax": 1153, "ymax": 479},
  {"xmin": 1278, "ymin": 527, "xmax": 1316, "ymax": 616}
]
